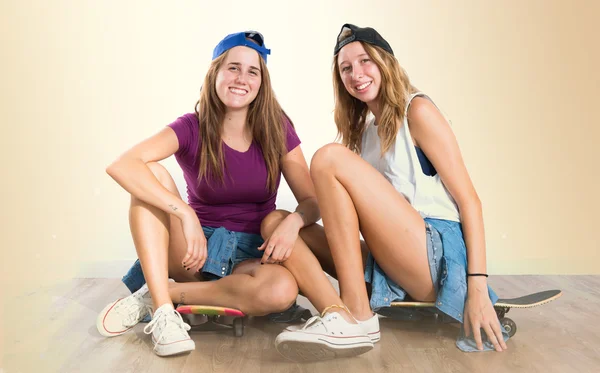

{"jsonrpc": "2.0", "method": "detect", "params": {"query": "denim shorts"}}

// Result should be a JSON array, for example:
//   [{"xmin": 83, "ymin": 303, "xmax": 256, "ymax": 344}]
[
  {"xmin": 201, "ymin": 226, "xmax": 265, "ymax": 279},
  {"xmin": 121, "ymin": 226, "xmax": 264, "ymax": 293},
  {"xmin": 425, "ymin": 220, "xmax": 444, "ymax": 293},
  {"xmin": 365, "ymin": 218, "xmax": 510, "ymax": 352},
  {"xmin": 365, "ymin": 218, "xmax": 445, "ymax": 311}
]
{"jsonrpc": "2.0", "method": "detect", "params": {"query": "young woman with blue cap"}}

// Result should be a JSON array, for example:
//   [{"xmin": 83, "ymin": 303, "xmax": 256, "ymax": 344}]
[{"xmin": 95, "ymin": 30, "xmax": 372, "ymax": 358}]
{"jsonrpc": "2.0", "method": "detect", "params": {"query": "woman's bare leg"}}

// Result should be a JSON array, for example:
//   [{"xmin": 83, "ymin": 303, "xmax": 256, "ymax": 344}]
[
  {"xmin": 260, "ymin": 211, "xmax": 352, "ymax": 319},
  {"xmin": 130, "ymin": 163, "xmax": 298, "ymax": 315},
  {"xmin": 298, "ymin": 223, "xmax": 369, "ymax": 280},
  {"xmin": 128, "ymin": 162, "xmax": 198, "ymax": 309},
  {"xmin": 167, "ymin": 260, "xmax": 298, "ymax": 315},
  {"xmin": 310, "ymin": 144, "xmax": 434, "ymax": 321}
]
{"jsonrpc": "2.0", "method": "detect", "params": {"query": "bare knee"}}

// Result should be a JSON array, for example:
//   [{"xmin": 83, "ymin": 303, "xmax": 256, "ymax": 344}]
[
  {"xmin": 253, "ymin": 268, "xmax": 298, "ymax": 315},
  {"xmin": 130, "ymin": 162, "xmax": 178, "ymax": 205},
  {"xmin": 310, "ymin": 143, "xmax": 348, "ymax": 178},
  {"xmin": 260, "ymin": 209, "xmax": 291, "ymax": 239},
  {"xmin": 147, "ymin": 162, "xmax": 173, "ymax": 185}
]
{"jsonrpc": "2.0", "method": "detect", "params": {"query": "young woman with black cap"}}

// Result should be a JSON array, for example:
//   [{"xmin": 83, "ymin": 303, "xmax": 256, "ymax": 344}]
[
  {"xmin": 279, "ymin": 23, "xmax": 508, "ymax": 354},
  {"xmin": 95, "ymin": 30, "xmax": 372, "ymax": 358}
]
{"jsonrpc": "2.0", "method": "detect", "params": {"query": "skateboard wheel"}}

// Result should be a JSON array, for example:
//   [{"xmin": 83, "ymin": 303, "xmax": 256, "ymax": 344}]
[
  {"xmin": 233, "ymin": 317, "xmax": 244, "ymax": 337},
  {"xmin": 495, "ymin": 307, "xmax": 508, "ymax": 319},
  {"xmin": 500, "ymin": 317, "xmax": 517, "ymax": 337}
]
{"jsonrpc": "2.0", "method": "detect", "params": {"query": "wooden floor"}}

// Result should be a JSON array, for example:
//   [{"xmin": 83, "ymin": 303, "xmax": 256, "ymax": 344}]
[{"xmin": 2, "ymin": 276, "xmax": 599, "ymax": 373}]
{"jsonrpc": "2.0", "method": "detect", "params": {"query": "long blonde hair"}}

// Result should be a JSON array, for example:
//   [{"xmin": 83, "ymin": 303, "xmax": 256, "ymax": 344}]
[
  {"xmin": 333, "ymin": 37, "xmax": 417, "ymax": 155},
  {"xmin": 195, "ymin": 50, "xmax": 290, "ymax": 192}
]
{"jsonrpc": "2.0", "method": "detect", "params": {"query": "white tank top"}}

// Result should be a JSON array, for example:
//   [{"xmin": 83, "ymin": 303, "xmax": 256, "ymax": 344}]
[{"xmin": 360, "ymin": 92, "xmax": 460, "ymax": 222}]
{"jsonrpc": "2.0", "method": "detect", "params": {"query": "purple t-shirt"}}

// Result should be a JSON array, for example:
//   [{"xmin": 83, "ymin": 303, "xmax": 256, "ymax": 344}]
[{"xmin": 168, "ymin": 113, "xmax": 301, "ymax": 234}]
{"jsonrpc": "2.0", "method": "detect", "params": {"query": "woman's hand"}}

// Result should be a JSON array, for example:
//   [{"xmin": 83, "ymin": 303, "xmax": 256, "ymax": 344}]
[
  {"xmin": 180, "ymin": 210, "xmax": 207, "ymax": 272},
  {"xmin": 463, "ymin": 277, "xmax": 507, "ymax": 352},
  {"xmin": 259, "ymin": 212, "xmax": 303, "ymax": 264}
]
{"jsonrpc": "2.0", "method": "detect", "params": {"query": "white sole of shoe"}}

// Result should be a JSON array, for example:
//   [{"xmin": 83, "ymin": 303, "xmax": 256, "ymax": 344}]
[
  {"xmin": 153, "ymin": 339, "xmax": 196, "ymax": 357},
  {"xmin": 96, "ymin": 299, "xmax": 134, "ymax": 337},
  {"xmin": 284, "ymin": 326, "xmax": 381, "ymax": 343},
  {"xmin": 367, "ymin": 330, "xmax": 381, "ymax": 343},
  {"xmin": 275, "ymin": 334, "xmax": 373, "ymax": 362}
]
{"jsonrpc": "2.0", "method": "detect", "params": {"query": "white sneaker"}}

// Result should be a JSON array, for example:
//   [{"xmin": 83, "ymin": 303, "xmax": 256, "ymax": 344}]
[
  {"xmin": 144, "ymin": 304, "xmax": 195, "ymax": 357},
  {"xmin": 359, "ymin": 314, "xmax": 380, "ymax": 343},
  {"xmin": 97, "ymin": 284, "xmax": 153, "ymax": 337},
  {"xmin": 275, "ymin": 312, "xmax": 373, "ymax": 362},
  {"xmin": 286, "ymin": 313, "xmax": 380, "ymax": 343}
]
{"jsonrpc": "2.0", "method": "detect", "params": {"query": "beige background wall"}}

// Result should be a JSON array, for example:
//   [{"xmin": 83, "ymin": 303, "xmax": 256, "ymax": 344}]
[{"xmin": 1, "ymin": 0, "xmax": 599, "ymax": 300}]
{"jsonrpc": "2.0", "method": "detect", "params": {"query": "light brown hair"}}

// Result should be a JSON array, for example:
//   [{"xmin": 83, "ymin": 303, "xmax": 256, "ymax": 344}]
[
  {"xmin": 333, "ymin": 34, "xmax": 417, "ymax": 154},
  {"xmin": 195, "ymin": 49, "xmax": 291, "ymax": 192}
]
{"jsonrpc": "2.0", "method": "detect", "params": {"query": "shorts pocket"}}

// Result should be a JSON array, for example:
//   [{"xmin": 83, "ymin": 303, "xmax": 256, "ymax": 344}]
[{"xmin": 440, "ymin": 256, "xmax": 466, "ymax": 294}]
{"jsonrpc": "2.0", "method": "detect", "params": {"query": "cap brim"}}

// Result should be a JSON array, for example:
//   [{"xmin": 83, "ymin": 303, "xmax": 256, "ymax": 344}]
[{"xmin": 245, "ymin": 31, "xmax": 264, "ymax": 47}]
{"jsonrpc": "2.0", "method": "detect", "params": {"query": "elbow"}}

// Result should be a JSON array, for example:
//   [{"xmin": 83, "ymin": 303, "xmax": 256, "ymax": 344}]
[
  {"xmin": 105, "ymin": 163, "xmax": 114, "ymax": 177},
  {"xmin": 105, "ymin": 157, "xmax": 126, "ymax": 179},
  {"xmin": 105, "ymin": 160, "xmax": 118, "ymax": 178}
]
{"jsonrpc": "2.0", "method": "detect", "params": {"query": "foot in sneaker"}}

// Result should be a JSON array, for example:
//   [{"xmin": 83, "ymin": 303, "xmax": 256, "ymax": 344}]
[
  {"xmin": 285, "ymin": 313, "xmax": 380, "ymax": 343},
  {"xmin": 97, "ymin": 283, "xmax": 153, "ymax": 337},
  {"xmin": 144, "ymin": 304, "xmax": 195, "ymax": 357},
  {"xmin": 275, "ymin": 312, "xmax": 373, "ymax": 362},
  {"xmin": 359, "ymin": 313, "xmax": 380, "ymax": 343}
]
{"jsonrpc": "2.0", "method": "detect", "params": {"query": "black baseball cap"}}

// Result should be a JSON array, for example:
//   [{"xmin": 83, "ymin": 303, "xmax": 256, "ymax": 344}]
[{"xmin": 333, "ymin": 23, "xmax": 394, "ymax": 56}]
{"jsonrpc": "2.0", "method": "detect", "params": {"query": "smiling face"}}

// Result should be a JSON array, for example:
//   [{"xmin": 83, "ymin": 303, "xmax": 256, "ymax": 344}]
[
  {"xmin": 215, "ymin": 46, "xmax": 262, "ymax": 111},
  {"xmin": 336, "ymin": 41, "xmax": 382, "ymax": 106}
]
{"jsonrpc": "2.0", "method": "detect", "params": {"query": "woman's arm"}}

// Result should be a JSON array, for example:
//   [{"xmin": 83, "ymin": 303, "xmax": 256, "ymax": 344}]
[
  {"xmin": 408, "ymin": 98, "xmax": 487, "ymax": 276},
  {"xmin": 408, "ymin": 97, "xmax": 506, "ymax": 352},
  {"xmin": 282, "ymin": 145, "xmax": 321, "ymax": 229},
  {"xmin": 106, "ymin": 127, "xmax": 192, "ymax": 219},
  {"xmin": 106, "ymin": 127, "xmax": 205, "ymax": 271},
  {"xmin": 258, "ymin": 145, "xmax": 321, "ymax": 263}
]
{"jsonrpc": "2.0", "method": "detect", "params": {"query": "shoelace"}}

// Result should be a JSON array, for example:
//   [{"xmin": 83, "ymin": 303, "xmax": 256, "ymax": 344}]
[
  {"xmin": 302, "ymin": 304, "xmax": 356, "ymax": 333},
  {"xmin": 299, "ymin": 313, "xmax": 337, "ymax": 333},
  {"xmin": 300, "ymin": 315, "xmax": 322, "ymax": 330},
  {"xmin": 118, "ymin": 295, "xmax": 151, "ymax": 327},
  {"xmin": 143, "ymin": 309, "xmax": 191, "ymax": 350}
]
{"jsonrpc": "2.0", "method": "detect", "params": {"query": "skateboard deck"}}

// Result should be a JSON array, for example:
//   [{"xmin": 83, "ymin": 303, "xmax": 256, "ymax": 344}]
[
  {"xmin": 383, "ymin": 289, "xmax": 562, "ymax": 337},
  {"xmin": 268, "ymin": 302, "xmax": 313, "ymax": 323},
  {"xmin": 176, "ymin": 305, "xmax": 245, "ymax": 337}
]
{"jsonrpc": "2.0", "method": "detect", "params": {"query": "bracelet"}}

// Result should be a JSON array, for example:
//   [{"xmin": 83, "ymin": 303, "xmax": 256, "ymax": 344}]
[
  {"xmin": 467, "ymin": 273, "xmax": 489, "ymax": 277},
  {"xmin": 320, "ymin": 304, "xmax": 351, "ymax": 318}
]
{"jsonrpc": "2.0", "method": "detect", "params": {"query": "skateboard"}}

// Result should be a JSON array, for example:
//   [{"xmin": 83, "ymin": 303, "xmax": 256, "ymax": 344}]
[
  {"xmin": 378, "ymin": 289, "xmax": 562, "ymax": 337},
  {"xmin": 176, "ymin": 305, "xmax": 246, "ymax": 337},
  {"xmin": 268, "ymin": 302, "xmax": 314, "ymax": 323}
]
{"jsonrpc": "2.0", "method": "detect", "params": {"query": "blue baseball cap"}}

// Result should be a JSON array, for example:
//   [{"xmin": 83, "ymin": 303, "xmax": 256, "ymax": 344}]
[{"xmin": 212, "ymin": 31, "xmax": 271, "ymax": 63}]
